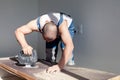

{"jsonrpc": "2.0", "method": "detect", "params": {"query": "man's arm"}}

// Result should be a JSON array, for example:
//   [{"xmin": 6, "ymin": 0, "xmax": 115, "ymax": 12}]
[
  {"xmin": 46, "ymin": 20, "xmax": 74, "ymax": 73},
  {"xmin": 15, "ymin": 19, "xmax": 39, "ymax": 55},
  {"xmin": 58, "ymin": 20, "xmax": 74, "ymax": 69}
]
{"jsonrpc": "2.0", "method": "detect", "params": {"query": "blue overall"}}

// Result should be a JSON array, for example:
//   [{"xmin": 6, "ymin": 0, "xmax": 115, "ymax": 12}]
[{"xmin": 37, "ymin": 13, "xmax": 75, "ymax": 63}]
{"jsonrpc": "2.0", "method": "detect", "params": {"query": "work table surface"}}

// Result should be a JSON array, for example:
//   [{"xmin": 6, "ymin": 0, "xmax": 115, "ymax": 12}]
[{"xmin": 0, "ymin": 57, "xmax": 118, "ymax": 80}]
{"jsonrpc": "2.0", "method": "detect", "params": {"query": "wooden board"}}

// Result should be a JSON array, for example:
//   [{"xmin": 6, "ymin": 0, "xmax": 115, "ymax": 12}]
[
  {"xmin": 108, "ymin": 75, "xmax": 120, "ymax": 80},
  {"xmin": 0, "ymin": 58, "xmax": 87, "ymax": 80},
  {"xmin": 0, "ymin": 57, "xmax": 118, "ymax": 80},
  {"xmin": 0, "ymin": 68, "xmax": 25, "ymax": 80}
]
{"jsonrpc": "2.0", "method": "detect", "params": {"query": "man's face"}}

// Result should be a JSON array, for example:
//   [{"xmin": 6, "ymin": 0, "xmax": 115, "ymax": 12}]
[{"xmin": 42, "ymin": 31, "xmax": 57, "ymax": 42}]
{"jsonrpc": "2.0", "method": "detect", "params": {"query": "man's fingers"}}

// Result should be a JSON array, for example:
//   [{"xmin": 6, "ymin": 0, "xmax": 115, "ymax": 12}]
[
  {"xmin": 46, "ymin": 66, "xmax": 59, "ymax": 73},
  {"xmin": 22, "ymin": 46, "xmax": 33, "ymax": 55},
  {"xmin": 23, "ymin": 49, "xmax": 27, "ymax": 55},
  {"xmin": 46, "ymin": 67, "xmax": 53, "ymax": 73},
  {"xmin": 27, "ymin": 49, "xmax": 32, "ymax": 55},
  {"xmin": 47, "ymin": 69, "xmax": 54, "ymax": 73}
]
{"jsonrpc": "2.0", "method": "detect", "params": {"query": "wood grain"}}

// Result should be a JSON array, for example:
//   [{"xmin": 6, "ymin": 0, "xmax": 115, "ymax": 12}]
[{"xmin": 0, "ymin": 57, "xmax": 118, "ymax": 80}]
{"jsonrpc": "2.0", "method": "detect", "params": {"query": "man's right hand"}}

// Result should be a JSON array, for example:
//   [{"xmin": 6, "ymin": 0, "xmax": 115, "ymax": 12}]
[
  {"xmin": 15, "ymin": 19, "xmax": 39, "ymax": 55},
  {"xmin": 22, "ymin": 45, "xmax": 33, "ymax": 55}
]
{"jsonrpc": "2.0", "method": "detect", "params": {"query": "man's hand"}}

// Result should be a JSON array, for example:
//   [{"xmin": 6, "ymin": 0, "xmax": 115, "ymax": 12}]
[
  {"xmin": 46, "ymin": 65, "xmax": 61, "ymax": 73},
  {"xmin": 22, "ymin": 45, "xmax": 33, "ymax": 55}
]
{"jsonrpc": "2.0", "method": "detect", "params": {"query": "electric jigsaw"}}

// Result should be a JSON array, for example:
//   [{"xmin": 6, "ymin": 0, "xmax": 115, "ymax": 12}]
[{"xmin": 17, "ymin": 49, "xmax": 38, "ymax": 68}]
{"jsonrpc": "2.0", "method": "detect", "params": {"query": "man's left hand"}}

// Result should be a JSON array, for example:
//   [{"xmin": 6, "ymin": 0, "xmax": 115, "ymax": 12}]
[{"xmin": 46, "ymin": 65, "xmax": 61, "ymax": 73}]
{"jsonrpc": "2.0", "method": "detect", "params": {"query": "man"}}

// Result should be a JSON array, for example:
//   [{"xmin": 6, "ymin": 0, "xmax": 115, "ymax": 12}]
[{"xmin": 15, "ymin": 12, "xmax": 75, "ymax": 73}]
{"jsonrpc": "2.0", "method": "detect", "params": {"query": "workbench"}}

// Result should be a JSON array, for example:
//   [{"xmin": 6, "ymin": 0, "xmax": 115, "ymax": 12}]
[{"xmin": 0, "ymin": 57, "xmax": 119, "ymax": 80}]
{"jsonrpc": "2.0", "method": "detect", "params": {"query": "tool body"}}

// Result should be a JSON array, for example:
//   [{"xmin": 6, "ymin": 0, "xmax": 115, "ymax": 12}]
[{"xmin": 17, "ymin": 49, "xmax": 38, "ymax": 68}]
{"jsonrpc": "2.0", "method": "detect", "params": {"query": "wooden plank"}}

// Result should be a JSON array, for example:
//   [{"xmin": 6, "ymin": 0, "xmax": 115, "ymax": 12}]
[
  {"xmin": 0, "ymin": 68, "xmax": 26, "ymax": 80},
  {"xmin": 0, "ymin": 58, "xmax": 87, "ymax": 80},
  {"xmin": 0, "ymin": 58, "xmax": 50, "ymax": 80},
  {"xmin": 0, "ymin": 76, "xmax": 25, "ymax": 80},
  {"xmin": 0, "ymin": 75, "xmax": 25, "ymax": 80},
  {"xmin": 64, "ymin": 67, "xmax": 117, "ymax": 80},
  {"xmin": 0, "ymin": 57, "xmax": 118, "ymax": 80},
  {"xmin": 108, "ymin": 75, "xmax": 120, "ymax": 80},
  {"xmin": 0, "ymin": 60, "xmax": 35, "ymax": 80}
]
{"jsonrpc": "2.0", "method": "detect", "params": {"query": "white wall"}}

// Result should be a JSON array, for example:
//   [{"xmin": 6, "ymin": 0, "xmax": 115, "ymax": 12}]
[
  {"xmin": 0, "ymin": 0, "xmax": 39, "ymax": 57},
  {"xmin": 77, "ymin": 0, "xmax": 120, "ymax": 74}
]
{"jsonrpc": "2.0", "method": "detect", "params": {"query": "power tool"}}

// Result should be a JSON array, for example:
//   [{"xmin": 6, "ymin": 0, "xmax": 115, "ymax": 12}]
[{"xmin": 17, "ymin": 49, "xmax": 38, "ymax": 68}]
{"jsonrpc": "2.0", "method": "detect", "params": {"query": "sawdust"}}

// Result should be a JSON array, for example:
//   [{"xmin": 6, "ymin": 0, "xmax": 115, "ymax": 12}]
[
  {"xmin": 108, "ymin": 75, "xmax": 120, "ymax": 80},
  {"xmin": 33, "ymin": 71, "xmax": 79, "ymax": 80}
]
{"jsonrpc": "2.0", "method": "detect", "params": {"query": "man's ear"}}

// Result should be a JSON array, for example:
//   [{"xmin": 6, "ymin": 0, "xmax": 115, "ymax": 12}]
[
  {"xmin": 41, "ymin": 20, "xmax": 49, "ymax": 33},
  {"xmin": 56, "ymin": 27, "xmax": 59, "ymax": 38}
]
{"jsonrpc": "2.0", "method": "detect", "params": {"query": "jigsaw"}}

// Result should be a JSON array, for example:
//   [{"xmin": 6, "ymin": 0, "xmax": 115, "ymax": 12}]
[{"xmin": 17, "ymin": 49, "xmax": 38, "ymax": 68}]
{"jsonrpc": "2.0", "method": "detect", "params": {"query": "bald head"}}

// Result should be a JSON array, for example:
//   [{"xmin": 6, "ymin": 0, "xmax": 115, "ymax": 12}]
[{"xmin": 42, "ymin": 21, "xmax": 58, "ymax": 42}]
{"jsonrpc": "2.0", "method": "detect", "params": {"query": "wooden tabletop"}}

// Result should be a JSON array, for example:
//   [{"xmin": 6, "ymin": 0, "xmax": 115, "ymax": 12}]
[
  {"xmin": 0, "ymin": 57, "xmax": 86, "ymax": 80},
  {"xmin": 0, "ymin": 57, "xmax": 118, "ymax": 80}
]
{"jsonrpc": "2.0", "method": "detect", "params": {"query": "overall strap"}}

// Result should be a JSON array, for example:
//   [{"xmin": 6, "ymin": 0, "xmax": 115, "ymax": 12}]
[
  {"xmin": 57, "ymin": 13, "xmax": 64, "ymax": 27},
  {"xmin": 37, "ymin": 17, "xmax": 41, "ymax": 31}
]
